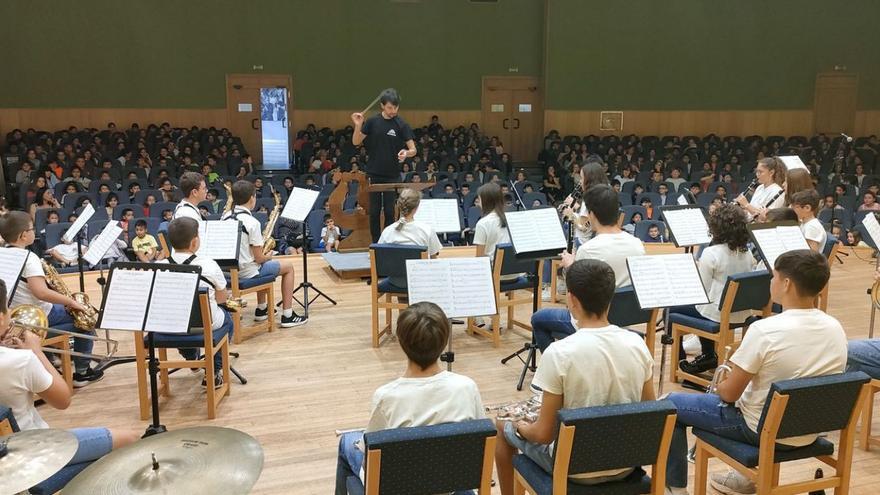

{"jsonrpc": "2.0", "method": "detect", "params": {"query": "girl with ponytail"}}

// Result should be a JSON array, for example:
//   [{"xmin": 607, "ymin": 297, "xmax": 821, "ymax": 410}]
[{"xmin": 377, "ymin": 188, "xmax": 443, "ymax": 257}]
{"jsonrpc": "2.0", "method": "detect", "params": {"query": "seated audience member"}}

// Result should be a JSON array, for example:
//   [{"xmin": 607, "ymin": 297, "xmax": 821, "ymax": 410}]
[
  {"xmin": 320, "ymin": 215, "xmax": 342, "ymax": 253},
  {"xmin": 645, "ymin": 223, "xmax": 663, "ymax": 243},
  {"xmin": 222, "ymin": 180, "xmax": 307, "ymax": 327},
  {"xmin": 532, "ymin": 185, "xmax": 645, "ymax": 353},
  {"xmin": 335, "ymin": 302, "xmax": 485, "ymax": 495},
  {"xmin": 847, "ymin": 229, "xmax": 868, "ymax": 248},
  {"xmin": 377, "ymin": 188, "xmax": 442, "ymax": 257},
  {"xmin": 859, "ymin": 191, "xmax": 880, "ymax": 212},
  {"xmin": 791, "ymin": 189, "xmax": 826, "ymax": 252},
  {"xmin": 494, "ymin": 259, "xmax": 655, "ymax": 495},
  {"xmin": 132, "ymin": 219, "xmax": 163, "ymax": 262},
  {"xmin": 665, "ymin": 250, "xmax": 847, "ymax": 495}
]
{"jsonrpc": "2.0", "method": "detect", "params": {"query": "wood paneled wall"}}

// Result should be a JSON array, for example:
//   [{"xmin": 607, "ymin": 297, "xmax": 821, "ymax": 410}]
[
  {"xmin": 0, "ymin": 108, "xmax": 228, "ymax": 134},
  {"xmin": 291, "ymin": 110, "xmax": 482, "ymax": 131}
]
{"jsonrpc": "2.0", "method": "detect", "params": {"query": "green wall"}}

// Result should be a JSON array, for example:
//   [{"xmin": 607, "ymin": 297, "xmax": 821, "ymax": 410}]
[
  {"xmin": 546, "ymin": 0, "xmax": 880, "ymax": 110},
  {"xmin": 0, "ymin": 0, "xmax": 543, "ymax": 109}
]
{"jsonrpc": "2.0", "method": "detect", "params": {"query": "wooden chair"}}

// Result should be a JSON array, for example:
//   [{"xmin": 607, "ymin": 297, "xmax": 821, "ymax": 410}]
[
  {"xmin": 369, "ymin": 243, "xmax": 428, "ymax": 348},
  {"xmin": 227, "ymin": 264, "xmax": 276, "ymax": 344},
  {"xmin": 468, "ymin": 244, "xmax": 543, "ymax": 348},
  {"xmin": 859, "ymin": 378, "xmax": 880, "ymax": 451},
  {"xmin": 42, "ymin": 333, "xmax": 73, "ymax": 389},
  {"xmin": 346, "ymin": 419, "xmax": 497, "ymax": 495},
  {"xmin": 608, "ymin": 286, "xmax": 660, "ymax": 357},
  {"xmin": 693, "ymin": 372, "xmax": 871, "ymax": 495},
  {"xmin": 134, "ymin": 292, "xmax": 231, "ymax": 419},
  {"xmin": 548, "ymin": 258, "xmax": 563, "ymax": 304},
  {"xmin": 513, "ymin": 400, "xmax": 677, "ymax": 495},
  {"xmin": 670, "ymin": 270, "xmax": 772, "ymax": 388},
  {"xmin": 816, "ymin": 235, "xmax": 841, "ymax": 311}
]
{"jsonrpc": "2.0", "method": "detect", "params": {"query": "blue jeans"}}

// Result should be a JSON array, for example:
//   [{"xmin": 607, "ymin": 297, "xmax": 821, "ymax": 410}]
[
  {"xmin": 178, "ymin": 311, "xmax": 233, "ymax": 370},
  {"xmin": 48, "ymin": 303, "xmax": 93, "ymax": 372},
  {"xmin": 847, "ymin": 339, "xmax": 880, "ymax": 379},
  {"xmin": 665, "ymin": 393, "xmax": 759, "ymax": 488},
  {"xmin": 532, "ymin": 308, "xmax": 575, "ymax": 352},
  {"xmin": 41, "ymin": 427, "xmax": 113, "ymax": 490}
]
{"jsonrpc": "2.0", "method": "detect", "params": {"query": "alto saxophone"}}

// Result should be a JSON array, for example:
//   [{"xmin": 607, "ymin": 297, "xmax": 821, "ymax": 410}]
[
  {"xmin": 41, "ymin": 260, "xmax": 99, "ymax": 331},
  {"xmin": 261, "ymin": 186, "xmax": 282, "ymax": 256}
]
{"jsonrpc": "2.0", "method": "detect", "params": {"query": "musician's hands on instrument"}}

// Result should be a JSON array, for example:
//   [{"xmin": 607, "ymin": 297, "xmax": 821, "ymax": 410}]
[
  {"xmin": 68, "ymin": 301, "xmax": 89, "ymax": 313},
  {"xmin": 18, "ymin": 330, "xmax": 43, "ymax": 352},
  {"xmin": 350, "ymin": 112, "xmax": 364, "ymax": 125},
  {"xmin": 734, "ymin": 195, "xmax": 749, "ymax": 208},
  {"xmin": 560, "ymin": 249, "xmax": 576, "ymax": 268}
]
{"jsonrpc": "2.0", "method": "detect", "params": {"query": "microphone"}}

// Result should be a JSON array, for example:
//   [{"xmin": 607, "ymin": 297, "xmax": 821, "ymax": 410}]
[{"xmin": 841, "ymin": 133, "xmax": 853, "ymax": 143}]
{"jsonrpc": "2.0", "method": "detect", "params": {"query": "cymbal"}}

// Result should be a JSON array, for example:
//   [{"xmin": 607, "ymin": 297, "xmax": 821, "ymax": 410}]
[
  {"xmin": 64, "ymin": 426, "xmax": 263, "ymax": 495},
  {"xmin": 0, "ymin": 429, "xmax": 78, "ymax": 494}
]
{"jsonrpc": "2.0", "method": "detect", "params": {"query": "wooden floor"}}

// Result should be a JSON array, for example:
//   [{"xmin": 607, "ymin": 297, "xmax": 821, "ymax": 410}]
[{"xmin": 40, "ymin": 245, "xmax": 880, "ymax": 494}]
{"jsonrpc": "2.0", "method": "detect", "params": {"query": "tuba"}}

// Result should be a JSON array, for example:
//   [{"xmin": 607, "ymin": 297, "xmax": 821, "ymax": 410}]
[
  {"xmin": 41, "ymin": 260, "xmax": 98, "ymax": 331},
  {"xmin": 261, "ymin": 185, "xmax": 282, "ymax": 256}
]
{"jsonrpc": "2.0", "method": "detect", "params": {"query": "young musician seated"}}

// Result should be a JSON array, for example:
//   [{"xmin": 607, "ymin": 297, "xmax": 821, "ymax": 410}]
[
  {"xmin": 335, "ymin": 302, "xmax": 485, "ymax": 495},
  {"xmin": 531, "ymin": 185, "xmax": 645, "ymax": 353},
  {"xmin": 791, "ymin": 189, "xmax": 827, "ymax": 252},
  {"xmin": 674, "ymin": 204, "xmax": 757, "ymax": 375},
  {"xmin": 222, "ymin": 180, "xmax": 307, "ymax": 327},
  {"xmin": 0, "ymin": 211, "xmax": 102, "ymax": 386},
  {"xmin": 734, "ymin": 157, "xmax": 785, "ymax": 222},
  {"xmin": 173, "ymin": 171, "xmax": 208, "ymax": 223},
  {"xmin": 665, "ymin": 250, "xmax": 848, "ymax": 495},
  {"xmin": 0, "ymin": 279, "xmax": 140, "ymax": 488},
  {"xmin": 473, "ymin": 183, "xmax": 510, "ymax": 263},
  {"xmin": 846, "ymin": 266, "xmax": 880, "ymax": 379},
  {"xmin": 377, "ymin": 188, "xmax": 442, "ymax": 257},
  {"xmin": 164, "ymin": 217, "xmax": 234, "ymax": 388},
  {"xmin": 494, "ymin": 259, "xmax": 655, "ymax": 495}
]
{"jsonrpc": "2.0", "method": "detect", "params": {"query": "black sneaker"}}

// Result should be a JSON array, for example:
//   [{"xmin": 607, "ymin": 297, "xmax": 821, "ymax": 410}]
[
  {"xmin": 679, "ymin": 353, "xmax": 718, "ymax": 375},
  {"xmin": 280, "ymin": 313, "xmax": 308, "ymax": 328},
  {"xmin": 253, "ymin": 306, "xmax": 275, "ymax": 321},
  {"xmin": 73, "ymin": 368, "xmax": 105, "ymax": 388},
  {"xmin": 201, "ymin": 371, "xmax": 224, "ymax": 389}
]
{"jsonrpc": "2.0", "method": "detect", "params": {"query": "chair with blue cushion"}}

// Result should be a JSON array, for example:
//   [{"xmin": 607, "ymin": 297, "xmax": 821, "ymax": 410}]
[
  {"xmin": 609, "ymin": 286, "xmax": 660, "ymax": 357},
  {"xmin": 513, "ymin": 400, "xmax": 677, "ymax": 495},
  {"xmin": 369, "ymin": 243, "xmax": 428, "ymax": 347},
  {"xmin": 226, "ymin": 259, "xmax": 276, "ymax": 345},
  {"xmin": 815, "ymin": 234, "xmax": 840, "ymax": 312},
  {"xmin": 633, "ymin": 220, "xmax": 667, "ymax": 243},
  {"xmin": 692, "ymin": 372, "xmax": 871, "ymax": 495},
  {"xmin": 347, "ymin": 419, "xmax": 497, "ymax": 495},
  {"xmin": 468, "ymin": 244, "xmax": 543, "ymax": 348},
  {"xmin": 133, "ymin": 292, "xmax": 231, "ymax": 420},
  {"xmin": 670, "ymin": 271, "xmax": 772, "ymax": 388}
]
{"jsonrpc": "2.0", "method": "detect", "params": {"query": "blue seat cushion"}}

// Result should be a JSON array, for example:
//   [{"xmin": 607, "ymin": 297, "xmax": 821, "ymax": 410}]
[
  {"xmin": 669, "ymin": 313, "xmax": 721, "ymax": 334},
  {"xmin": 693, "ymin": 430, "xmax": 835, "ymax": 468},
  {"xmin": 146, "ymin": 325, "xmax": 231, "ymax": 348},
  {"xmin": 500, "ymin": 275, "xmax": 533, "ymax": 292},
  {"xmin": 513, "ymin": 455, "xmax": 650, "ymax": 495},
  {"xmin": 227, "ymin": 274, "xmax": 275, "ymax": 290}
]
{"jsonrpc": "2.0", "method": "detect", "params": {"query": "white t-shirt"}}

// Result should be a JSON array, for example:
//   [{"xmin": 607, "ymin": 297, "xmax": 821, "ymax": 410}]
[
  {"xmin": 573, "ymin": 202, "xmax": 592, "ymax": 244},
  {"xmin": 321, "ymin": 226, "xmax": 340, "ymax": 244},
  {"xmin": 366, "ymin": 371, "xmax": 485, "ymax": 433},
  {"xmin": 473, "ymin": 212, "xmax": 510, "ymax": 262},
  {"xmin": 800, "ymin": 217, "xmax": 827, "ymax": 251},
  {"xmin": 0, "ymin": 347, "xmax": 53, "ymax": 430},
  {"xmin": 164, "ymin": 252, "xmax": 227, "ymax": 330},
  {"xmin": 10, "ymin": 248, "xmax": 52, "ymax": 314},
  {"xmin": 173, "ymin": 199, "xmax": 203, "ymax": 225},
  {"xmin": 575, "ymin": 231, "xmax": 645, "ymax": 288},
  {"xmin": 730, "ymin": 309, "xmax": 847, "ymax": 446},
  {"xmin": 749, "ymin": 183, "xmax": 784, "ymax": 218},
  {"xmin": 378, "ymin": 219, "xmax": 443, "ymax": 257},
  {"xmin": 221, "ymin": 206, "xmax": 263, "ymax": 278},
  {"xmin": 695, "ymin": 245, "xmax": 757, "ymax": 323}
]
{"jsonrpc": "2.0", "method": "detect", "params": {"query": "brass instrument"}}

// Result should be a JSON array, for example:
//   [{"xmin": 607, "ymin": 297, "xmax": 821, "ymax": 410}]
[
  {"xmin": 708, "ymin": 345, "xmax": 733, "ymax": 394},
  {"xmin": 261, "ymin": 185, "xmax": 282, "ymax": 256},
  {"xmin": 223, "ymin": 182, "xmax": 234, "ymax": 215},
  {"xmin": 41, "ymin": 260, "xmax": 98, "ymax": 331},
  {"xmin": 1, "ymin": 304, "xmax": 118, "ymax": 359}
]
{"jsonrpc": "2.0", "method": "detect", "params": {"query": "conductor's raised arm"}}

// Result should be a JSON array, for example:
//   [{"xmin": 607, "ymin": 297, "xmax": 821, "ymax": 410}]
[{"xmin": 351, "ymin": 112, "xmax": 366, "ymax": 146}]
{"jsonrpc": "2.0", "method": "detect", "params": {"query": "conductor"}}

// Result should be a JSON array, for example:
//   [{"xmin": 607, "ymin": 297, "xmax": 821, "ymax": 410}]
[{"xmin": 351, "ymin": 88, "xmax": 417, "ymax": 242}]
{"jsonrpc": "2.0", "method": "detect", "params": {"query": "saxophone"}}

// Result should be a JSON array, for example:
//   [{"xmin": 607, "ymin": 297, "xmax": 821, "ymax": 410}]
[
  {"xmin": 41, "ymin": 260, "xmax": 99, "ymax": 331},
  {"xmin": 262, "ymin": 185, "xmax": 282, "ymax": 255}
]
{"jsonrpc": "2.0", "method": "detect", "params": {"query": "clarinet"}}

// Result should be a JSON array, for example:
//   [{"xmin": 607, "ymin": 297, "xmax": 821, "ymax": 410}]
[
  {"xmin": 747, "ymin": 187, "xmax": 786, "ymax": 225},
  {"xmin": 563, "ymin": 183, "xmax": 584, "ymax": 251},
  {"xmin": 730, "ymin": 178, "xmax": 759, "ymax": 205}
]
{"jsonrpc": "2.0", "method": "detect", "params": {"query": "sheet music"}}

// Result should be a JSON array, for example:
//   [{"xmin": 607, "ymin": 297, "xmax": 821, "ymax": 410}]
[
  {"xmin": 862, "ymin": 212, "xmax": 880, "ymax": 249},
  {"xmin": 62, "ymin": 203, "xmax": 94, "ymax": 243},
  {"xmin": 406, "ymin": 258, "xmax": 496, "ymax": 318},
  {"xmin": 751, "ymin": 226, "xmax": 809, "ymax": 268},
  {"xmin": 627, "ymin": 254, "xmax": 709, "ymax": 309},
  {"xmin": 280, "ymin": 187, "xmax": 320, "ymax": 222},
  {"xmin": 195, "ymin": 220, "xmax": 240, "ymax": 260},
  {"xmin": 413, "ymin": 199, "xmax": 461, "ymax": 233},
  {"xmin": 99, "ymin": 269, "xmax": 153, "ymax": 331},
  {"xmin": 663, "ymin": 208, "xmax": 711, "ymax": 246},
  {"xmin": 83, "ymin": 221, "xmax": 123, "ymax": 266},
  {"xmin": 505, "ymin": 208, "xmax": 567, "ymax": 254},
  {"xmin": 677, "ymin": 194, "xmax": 689, "ymax": 206},
  {"xmin": 144, "ymin": 269, "xmax": 200, "ymax": 334},
  {"xmin": 0, "ymin": 249, "xmax": 29, "ymax": 299},
  {"xmin": 778, "ymin": 155, "xmax": 808, "ymax": 171}
]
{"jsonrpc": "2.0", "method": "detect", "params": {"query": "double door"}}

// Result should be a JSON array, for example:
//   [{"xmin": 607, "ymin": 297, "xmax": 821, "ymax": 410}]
[{"xmin": 481, "ymin": 76, "xmax": 543, "ymax": 164}]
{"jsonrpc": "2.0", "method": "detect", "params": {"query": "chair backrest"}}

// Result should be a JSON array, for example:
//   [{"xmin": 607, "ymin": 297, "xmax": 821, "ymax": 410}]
[
  {"xmin": 522, "ymin": 192, "xmax": 547, "ymax": 209},
  {"xmin": 129, "ymin": 217, "xmax": 162, "ymax": 239},
  {"xmin": 633, "ymin": 220, "xmax": 667, "ymax": 242},
  {"xmin": 718, "ymin": 270, "xmax": 771, "ymax": 313},
  {"xmin": 43, "ymin": 222, "xmax": 72, "ymax": 249},
  {"xmin": 608, "ymin": 286, "xmax": 654, "ymax": 328},
  {"xmin": 363, "ymin": 419, "xmax": 496, "ymax": 495},
  {"xmin": 150, "ymin": 201, "xmax": 179, "ymax": 218},
  {"xmin": 495, "ymin": 243, "xmax": 537, "ymax": 277},
  {"xmin": 113, "ymin": 203, "xmax": 140, "ymax": 221},
  {"xmin": 822, "ymin": 234, "xmax": 838, "ymax": 259},
  {"xmin": 757, "ymin": 372, "xmax": 870, "ymax": 440},
  {"xmin": 465, "ymin": 205, "xmax": 482, "ymax": 229},
  {"xmin": 61, "ymin": 192, "xmax": 91, "ymax": 209},
  {"xmin": 370, "ymin": 243, "xmax": 427, "ymax": 288},
  {"xmin": 555, "ymin": 400, "xmax": 676, "ymax": 475},
  {"xmin": 620, "ymin": 205, "xmax": 648, "ymax": 225}
]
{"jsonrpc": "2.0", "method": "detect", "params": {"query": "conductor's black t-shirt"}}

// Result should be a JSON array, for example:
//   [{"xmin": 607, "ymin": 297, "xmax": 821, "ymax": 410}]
[{"xmin": 361, "ymin": 114, "xmax": 414, "ymax": 180}]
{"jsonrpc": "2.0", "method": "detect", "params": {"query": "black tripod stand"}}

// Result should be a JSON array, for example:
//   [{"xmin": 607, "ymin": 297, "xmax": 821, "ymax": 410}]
[
  {"xmin": 500, "ymin": 262, "xmax": 541, "ymax": 391},
  {"xmin": 290, "ymin": 220, "xmax": 337, "ymax": 317}
]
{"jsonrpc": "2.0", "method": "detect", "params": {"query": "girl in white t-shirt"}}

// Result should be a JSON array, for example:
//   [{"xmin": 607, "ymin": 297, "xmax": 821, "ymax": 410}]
[
  {"xmin": 791, "ymin": 189, "xmax": 827, "ymax": 252},
  {"xmin": 735, "ymin": 157, "xmax": 785, "ymax": 222},
  {"xmin": 377, "ymin": 188, "xmax": 442, "ymax": 257},
  {"xmin": 473, "ymin": 182, "xmax": 510, "ymax": 262}
]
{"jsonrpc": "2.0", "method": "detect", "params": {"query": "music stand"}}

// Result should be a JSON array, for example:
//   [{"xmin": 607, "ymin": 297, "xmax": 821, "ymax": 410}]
[
  {"xmin": 61, "ymin": 203, "xmax": 95, "ymax": 292},
  {"xmin": 747, "ymin": 221, "xmax": 809, "ymax": 270},
  {"xmin": 0, "ymin": 248, "xmax": 29, "ymax": 301}
]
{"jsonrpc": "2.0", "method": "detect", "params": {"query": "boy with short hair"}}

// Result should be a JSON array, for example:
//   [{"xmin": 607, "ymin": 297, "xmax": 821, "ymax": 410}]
[
  {"xmin": 646, "ymin": 224, "xmax": 663, "ymax": 243},
  {"xmin": 173, "ymin": 171, "xmax": 207, "ymax": 224},
  {"xmin": 321, "ymin": 215, "xmax": 341, "ymax": 253},
  {"xmin": 120, "ymin": 208, "xmax": 135, "ymax": 243},
  {"xmin": 335, "ymin": 302, "xmax": 485, "ymax": 494},
  {"xmin": 791, "ymin": 189, "xmax": 827, "ymax": 252},
  {"xmin": 132, "ymin": 219, "xmax": 163, "ymax": 262}
]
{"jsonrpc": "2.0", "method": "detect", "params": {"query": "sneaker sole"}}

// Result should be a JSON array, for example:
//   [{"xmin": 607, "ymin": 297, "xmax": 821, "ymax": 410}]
[
  {"xmin": 73, "ymin": 375, "xmax": 105, "ymax": 388},
  {"xmin": 253, "ymin": 315, "xmax": 269, "ymax": 322},
  {"xmin": 709, "ymin": 479, "xmax": 755, "ymax": 495},
  {"xmin": 280, "ymin": 319, "xmax": 308, "ymax": 328}
]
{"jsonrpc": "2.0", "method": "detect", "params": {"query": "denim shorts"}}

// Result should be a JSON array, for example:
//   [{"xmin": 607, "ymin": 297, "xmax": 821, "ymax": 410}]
[
  {"xmin": 69, "ymin": 427, "xmax": 113, "ymax": 464},
  {"xmin": 258, "ymin": 260, "xmax": 280, "ymax": 278}
]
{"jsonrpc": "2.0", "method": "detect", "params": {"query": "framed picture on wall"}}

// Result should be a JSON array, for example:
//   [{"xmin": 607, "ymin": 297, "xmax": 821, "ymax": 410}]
[{"xmin": 600, "ymin": 111, "xmax": 624, "ymax": 131}]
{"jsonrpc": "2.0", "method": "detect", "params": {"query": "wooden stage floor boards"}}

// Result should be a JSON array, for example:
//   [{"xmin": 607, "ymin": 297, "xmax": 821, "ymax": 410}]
[{"xmin": 39, "ymin": 245, "xmax": 880, "ymax": 494}]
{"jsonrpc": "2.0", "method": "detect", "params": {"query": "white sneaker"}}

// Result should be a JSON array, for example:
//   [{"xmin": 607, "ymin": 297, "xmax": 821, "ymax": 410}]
[
  {"xmin": 541, "ymin": 286, "xmax": 551, "ymax": 302},
  {"xmin": 683, "ymin": 334, "xmax": 701, "ymax": 355},
  {"xmin": 710, "ymin": 470, "xmax": 756, "ymax": 495}
]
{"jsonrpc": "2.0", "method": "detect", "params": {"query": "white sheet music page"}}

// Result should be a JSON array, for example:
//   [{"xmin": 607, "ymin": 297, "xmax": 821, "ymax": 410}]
[
  {"xmin": 750, "ymin": 228, "xmax": 786, "ymax": 268},
  {"xmin": 62, "ymin": 203, "xmax": 94, "ymax": 243},
  {"xmin": 778, "ymin": 156, "xmax": 808, "ymax": 171},
  {"xmin": 83, "ymin": 221, "xmax": 123, "ymax": 266},
  {"xmin": 505, "ymin": 208, "xmax": 566, "ymax": 254},
  {"xmin": 280, "ymin": 187, "xmax": 320, "ymax": 222},
  {"xmin": 0, "ymin": 249, "xmax": 29, "ymax": 298},
  {"xmin": 663, "ymin": 208, "xmax": 711, "ymax": 246},
  {"xmin": 144, "ymin": 270, "xmax": 200, "ymax": 334},
  {"xmin": 413, "ymin": 199, "xmax": 461, "ymax": 233},
  {"xmin": 628, "ymin": 254, "xmax": 708, "ymax": 309},
  {"xmin": 99, "ymin": 269, "xmax": 154, "ymax": 331},
  {"xmin": 776, "ymin": 225, "xmax": 810, "ymax": 251},
  {"xmin": 862, "ymin": 212, "xmax": 880, "ymax": 249},
  {"xmin": 196, "ymin": 220, "xmax": 240, "ymax": 259},
  {"xmin": 406, "ymin": 259, "xmax": 454, "ymax": 315},
  {"xmin": 406, "ymin": 258, "xmax": 496, "ymax": 318}
]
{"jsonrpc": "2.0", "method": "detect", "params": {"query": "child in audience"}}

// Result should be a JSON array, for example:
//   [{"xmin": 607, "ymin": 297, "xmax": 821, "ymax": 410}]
[
  {"xmin": 158, "ymin": 209, "xmax": 173, "ymax": 231},
  {"xmin": 622, "ymin": 211, "xmax": 643, "ymax": 235},
  {"xmin": 207, "ymin": 188, "xmax": 223, "ymax": 213},
  {"xmin": 119, "ymin": 208, "xmax": 134, "ymax": 243},
  {"xmin": 645, "ymin": 224, "xmax": 662, "ymax": 243},
  {"xmin": 335, "ymin": 302, "xmax": 485, "ymax": 495},
  {"xmin": 859, "ymin": 191, "xmax": 880, "ymax": 212},
  {"xmin": 320, "ymin": 215, "xmax": 341, "ymax": 253},
  {"xmin": 640, "ymin": 197, "xmax": 654, "ymax": 219},
  {"xmin": 132, "ymin": 219, "xmax": 163, "ymax": 262},
  {"xmin": 847, "ymin": 230, "xmax": 868, "ymax": 248},
  {"xmin": 791, "ymin": 189, "xmax": 826, "ymax": 252},
  {"xmin": 495, "ymin": 259, "xmax": 654, "ymax": 494}
]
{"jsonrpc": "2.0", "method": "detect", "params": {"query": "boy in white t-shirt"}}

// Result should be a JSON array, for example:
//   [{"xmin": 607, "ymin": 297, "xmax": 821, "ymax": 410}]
[
  {"xmin": 494, "ymin": 259, "xmax": 655, "ymax": 495},
  {"xmin": 665, "ymin": 250, "xmax": 847, "ymax": 495},
  {"xmin": 334, "ymin": 302, "xmax": 485, "ymax": 494},
  {"xmin": 320, "ymin": 215, "xmax": 341, "ymax": 253},
  {"xmin": 791, "ymin": 189, "xmax": 827, "ymax": 252}
]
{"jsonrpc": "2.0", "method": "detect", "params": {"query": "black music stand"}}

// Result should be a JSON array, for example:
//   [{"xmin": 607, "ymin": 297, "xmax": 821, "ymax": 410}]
[{"xmin": 291, "ymin": 220, "xmax": 337, "ymax": 317}]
